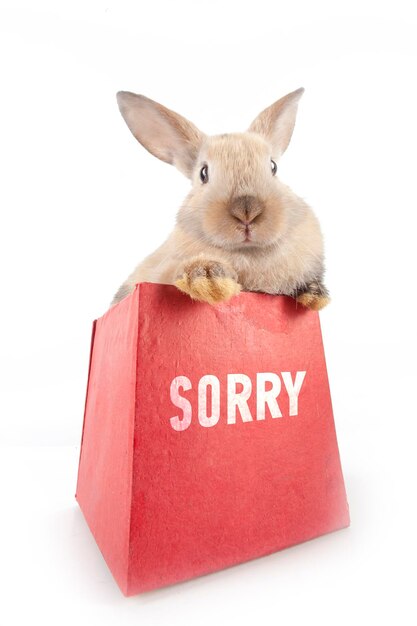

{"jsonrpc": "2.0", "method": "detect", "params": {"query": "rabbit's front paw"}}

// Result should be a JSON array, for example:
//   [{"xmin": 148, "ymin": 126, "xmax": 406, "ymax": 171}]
[
  {"xmin": 295, "ymin": 280, "xmax": 330, "ymax": 311},
  {"xmin": 175, "ymin": 259, "xmax": 241, "ymax": 304}
]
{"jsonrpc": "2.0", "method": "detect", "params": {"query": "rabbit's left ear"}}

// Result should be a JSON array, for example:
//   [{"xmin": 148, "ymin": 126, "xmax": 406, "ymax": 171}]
[
  {"xmin": 248, "ymin": 88, "xmax": 304, "ymax": 158},
  {"xmin": 116, "ymin": 92, "xmax": 205, "ymax": 178}
]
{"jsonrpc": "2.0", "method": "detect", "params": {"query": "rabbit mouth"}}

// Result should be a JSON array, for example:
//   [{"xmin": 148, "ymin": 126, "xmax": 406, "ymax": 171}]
[
  {"xmin": 239, "ymin": 231, "xmax": 259, "ymax": 248},
  {"xmin": 241, "ymin": 224, "xmax": 254, "ymax": 243},
  {"xmin": 233, "ymin": 222, "xmax": 253, "ymax": 241}
]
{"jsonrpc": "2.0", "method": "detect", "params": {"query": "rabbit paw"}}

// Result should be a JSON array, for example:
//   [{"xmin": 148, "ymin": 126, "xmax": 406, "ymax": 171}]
[
  {"xmin": 295, "ymin": 280, "xmax": 330, "ymax": 311},
  {"xmin": 296, "ymin": 292, "xmax": 330, "ymax": 310},
  {"xmin": 175, "ymin": 259, "xmax": 241, "ymax": 304}
]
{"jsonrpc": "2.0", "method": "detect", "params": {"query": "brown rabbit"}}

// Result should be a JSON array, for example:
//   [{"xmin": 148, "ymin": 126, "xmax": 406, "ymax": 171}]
[{"xmin": 112, "ymin": 88, "xmax": 330, "ymax": 310}]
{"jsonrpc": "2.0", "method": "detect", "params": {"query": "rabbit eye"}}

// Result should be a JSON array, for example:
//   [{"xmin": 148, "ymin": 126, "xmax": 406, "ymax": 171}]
[
  {"xmin": 271, "ymin": 159, "xmax": 277, "ymax": 176},
  {"xmin": 200, "ymin": 164, "xmax": 209, "ymax": 184}
]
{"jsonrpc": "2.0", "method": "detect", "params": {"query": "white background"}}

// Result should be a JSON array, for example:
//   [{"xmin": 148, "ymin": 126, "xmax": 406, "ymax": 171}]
[{"xmin": 1, "ymin": 1, "xmax": 416, "ymax": 624}]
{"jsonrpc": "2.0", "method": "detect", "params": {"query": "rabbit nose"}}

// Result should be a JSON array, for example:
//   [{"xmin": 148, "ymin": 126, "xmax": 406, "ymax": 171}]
[{"xmin": 229, "ymin": 195, "xmax": 264, "ymax": 224}]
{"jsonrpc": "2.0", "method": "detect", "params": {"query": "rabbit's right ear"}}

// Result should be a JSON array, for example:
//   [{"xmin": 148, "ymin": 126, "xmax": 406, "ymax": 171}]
[
  {"xmin": 116, "ymin": 92, "xmax": 205, "ymax": 178},
  {"xmin": 248, "ymin": 88, "xmax": 305, "ymax": 159}
]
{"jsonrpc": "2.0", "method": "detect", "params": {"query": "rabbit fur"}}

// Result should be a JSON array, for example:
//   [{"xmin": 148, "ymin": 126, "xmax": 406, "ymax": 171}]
[{"xmin": 112, "ymin": 88, "xmax": 330, "ymax": 310}]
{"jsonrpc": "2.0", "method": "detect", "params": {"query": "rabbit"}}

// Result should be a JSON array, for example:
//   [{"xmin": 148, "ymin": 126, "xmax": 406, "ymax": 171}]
[{"xmin": 112, "ymin": 88, "xmax": 330, "ymax": 310}]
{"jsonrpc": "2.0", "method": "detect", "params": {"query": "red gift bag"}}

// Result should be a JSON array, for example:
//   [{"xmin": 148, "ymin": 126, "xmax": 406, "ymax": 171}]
[{"xmin": 75, "ymin": 282, "xmax": 349, "ymax": 596}]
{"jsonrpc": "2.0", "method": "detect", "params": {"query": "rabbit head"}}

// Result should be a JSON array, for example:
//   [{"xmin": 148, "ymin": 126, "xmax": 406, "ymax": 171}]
[{"xmin": 117, "ymin": 88, "xmax": 305, "ymax": 251}]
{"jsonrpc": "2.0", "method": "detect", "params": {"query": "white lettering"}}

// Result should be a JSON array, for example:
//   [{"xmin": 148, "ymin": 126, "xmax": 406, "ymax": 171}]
[
  {"xmin": 256, "ymin": 372, "xmax": 282, "ymax": 420},
  {"xmin": 169, "ymin": 376, "xmax": 192, "ymax": 431},
  {"xmin": 169, "ymin": 371, "xmax": 307, "ymax": 430},
  {"xmin": 281, "ymin": 371, "xmax": 306, "ymax": 416},
  {"xmin": 227, "ymin": 374, "xmax": 253, "ymax": 424},
  {"xmin": 198, "ymin": 375, "xmax": 220, "ymax": 427}
]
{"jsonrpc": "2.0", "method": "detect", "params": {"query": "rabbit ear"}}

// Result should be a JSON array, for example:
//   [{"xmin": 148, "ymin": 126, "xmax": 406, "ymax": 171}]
[
  {"xmin": 116, "ymin": 92, "xmax": 205, "ymax": 178},
  {"xmin": 248, "ymin": 88, "xmax": 305, "ymax": 158}
]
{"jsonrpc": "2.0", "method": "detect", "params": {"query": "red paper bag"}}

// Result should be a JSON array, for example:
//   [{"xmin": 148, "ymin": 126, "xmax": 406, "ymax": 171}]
[{"xmin": 76, "ymin": 282, "xmax": 349, "ymax": 596}]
